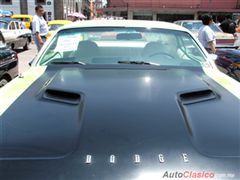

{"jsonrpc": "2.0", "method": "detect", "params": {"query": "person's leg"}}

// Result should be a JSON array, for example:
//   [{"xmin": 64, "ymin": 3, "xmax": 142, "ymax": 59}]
[
  {"xmin": 33, "ymin": 35, "xmax": 41, "ymax": 51},
  {"xmin": 41, "ymin": 37, "xmax": 46, "ymax": 43}
]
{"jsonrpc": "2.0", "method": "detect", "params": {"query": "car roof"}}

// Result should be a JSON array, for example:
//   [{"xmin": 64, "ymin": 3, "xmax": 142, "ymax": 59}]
[
  {"xmin": 11, "ymin": 14, "xmax": 33, "ymax": 19},
  {"xmin": 61, "ymin": 20, "xmax": 189, "ymax": 32},
  {"xmin": 174, "ymin": 20, "xmax": 201, "ymax": 23},
  {"xmin": 0, "ymin": 17, "xmax": 19, "ymax": 23},
  {"xmin": 48, "ymin": 20, "xmax": 72, "ymax": 25}
]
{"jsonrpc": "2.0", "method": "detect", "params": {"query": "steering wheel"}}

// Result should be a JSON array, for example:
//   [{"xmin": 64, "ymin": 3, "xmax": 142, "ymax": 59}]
[{"xmin": 149, "ymin": 52, "xmax": 175, "ymax": 59}]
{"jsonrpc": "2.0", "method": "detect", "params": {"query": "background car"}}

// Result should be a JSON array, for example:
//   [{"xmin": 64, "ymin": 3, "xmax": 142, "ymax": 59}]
[
  {"xmin": 47, "ymin": 20, "xmax": 72, "ymax": 39},
  {"xmin": 233, "ymin": 32, "xmax": 240, "ymax": 47},
  {"xmin": 0, "ymin": 17, "xmax": 32, "ymax": 50},
  {"xmin": 11, "ymin": 14, "xmax": 33, "ymax": 29},
  {"xmin": 0, "ymin": 31, "xmax": 18, "ymax": 87},
  {"xmin": 174, "ymin": 20, "xmax": 236, "ymax": 46},
  {"xmin": 215, "ymin": 48, "xmax": 240, "ymax": 81}
]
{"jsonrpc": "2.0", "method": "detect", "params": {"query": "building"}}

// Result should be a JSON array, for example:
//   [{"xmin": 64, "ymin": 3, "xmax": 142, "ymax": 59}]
[
  {"xmin": 104, "ymin": 0, "xmax": 240, "ymax": 22},
  {"xmin": 0, "ymin": 0, "xmax": 90, "ymax": 20},
  {"xmin": 56, "ymin": 0, "xmax": 83, "ymax": 20},
  {"xmin": 95, "ymin": 0, "xmax": 104, "ymax": 17}
]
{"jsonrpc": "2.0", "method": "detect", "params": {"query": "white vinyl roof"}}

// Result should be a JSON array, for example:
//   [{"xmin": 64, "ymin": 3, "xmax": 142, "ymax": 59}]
[{"xmin": 60, "ymin": 20, "xmax": 190, "ymax": 32}]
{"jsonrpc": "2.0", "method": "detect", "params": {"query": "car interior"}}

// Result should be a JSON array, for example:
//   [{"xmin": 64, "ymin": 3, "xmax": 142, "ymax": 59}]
[{"xmin": 41, "ymin": 31, "xmax": 204, "ymax": 67}]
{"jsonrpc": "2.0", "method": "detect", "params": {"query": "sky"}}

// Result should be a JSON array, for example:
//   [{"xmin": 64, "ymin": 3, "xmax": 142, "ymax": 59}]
[{"xmin": 102, "ymin": 0, "xmax": 107, "ymax": 5}]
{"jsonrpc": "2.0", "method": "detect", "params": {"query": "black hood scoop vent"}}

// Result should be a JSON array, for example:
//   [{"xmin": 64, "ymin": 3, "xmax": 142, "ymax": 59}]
[
  {"xmin": 44, "ymin": 89, "xmax": 81, "ymax": 105},
  {"xmin": 177, "ymin": 88, "xmax": 240, "ymax": 157},
  {"xmin": 178, "ymin": 89, "xmax": 218, "ymax": 105}
]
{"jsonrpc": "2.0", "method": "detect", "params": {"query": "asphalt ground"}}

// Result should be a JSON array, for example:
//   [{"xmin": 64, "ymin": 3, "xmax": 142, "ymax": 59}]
[{"xmin": 16, "ymin": 43, "xmax": 38, "ymax": 74}]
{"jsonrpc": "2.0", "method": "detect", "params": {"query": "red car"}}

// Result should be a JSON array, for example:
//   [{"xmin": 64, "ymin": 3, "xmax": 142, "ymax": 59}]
[{"xmin": 215, "ymin": 48, "xmax": 240, "ymax": 82}]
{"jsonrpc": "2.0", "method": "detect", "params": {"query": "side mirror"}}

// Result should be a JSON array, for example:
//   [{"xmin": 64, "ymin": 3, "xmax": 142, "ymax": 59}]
[{"xmin": 208, "ymin": 54, "xmax": 218, "ymax": 61}]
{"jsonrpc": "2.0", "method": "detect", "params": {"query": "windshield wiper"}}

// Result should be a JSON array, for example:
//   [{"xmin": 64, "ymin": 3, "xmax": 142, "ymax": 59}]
[
  {"xmin": 50, "ymin": 61, "xmax": 86, "ymax": 65},
  {"xmin": 118, "ymin": 61, "xmax": 160, "ymax": 66}
]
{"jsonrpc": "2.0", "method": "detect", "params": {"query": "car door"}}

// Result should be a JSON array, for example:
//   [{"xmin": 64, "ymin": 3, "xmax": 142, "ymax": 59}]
[
  {"xmin": 1, "ymin": 21, "xmax": 14, "ymax": 42},
  {"xmin": 4, "ymin": 21, "xmax": 18, "ymax": 48},
  {"xmin": 14, "ymin": 21, "xmax": 25, "ymax": 48},
  {"xmin": 15, "ymin": 21, "xmax": 27, "ymax": 47}
]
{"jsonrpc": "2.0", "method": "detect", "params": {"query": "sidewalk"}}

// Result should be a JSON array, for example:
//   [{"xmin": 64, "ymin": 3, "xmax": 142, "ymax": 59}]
[{"xmin": 17, "ymin": 44, "xmax": 38, "ymax": 74}]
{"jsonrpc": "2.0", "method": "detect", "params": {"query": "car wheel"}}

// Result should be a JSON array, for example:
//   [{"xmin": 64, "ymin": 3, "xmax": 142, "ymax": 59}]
[
  {"xmin": 0, "ymin": 78, "xmax": 8, "ymax": 87},
  {"xmin": 23, "ymin": 40, "xmax": 29, "ymax": 50},
  {"xmin": 11, "ymin": 44, "xmax": 14, "ymax": 50},
  {"xmin": 28, "ymin": 37, "xmax": 32, "ymax": 43}
]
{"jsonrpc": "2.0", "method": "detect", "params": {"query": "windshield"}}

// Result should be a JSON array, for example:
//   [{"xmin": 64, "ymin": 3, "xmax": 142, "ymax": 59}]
[
  {"xmin": 0, "ymin": 21, "xmax": 8, "ymax": 29},
  {"xmin": 209, "ymin": 23, "xmax": 222, "ymax": 32},
  {"xmin": 49, "ymin": 24, "xmax": 64, "ymax": 31},
  {"xmin": 39, "ymin": 27, "xmax": 206, "ymax": 67},
  {"xmin": 183, "ymin": 22, "xmax": 222, "ymax": 32}
]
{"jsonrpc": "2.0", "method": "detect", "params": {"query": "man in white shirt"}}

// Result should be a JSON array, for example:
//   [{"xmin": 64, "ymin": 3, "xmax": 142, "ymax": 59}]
[
  {"xmin": 32, "ymin": 5, "xmax": 49, "ymax": 51},
  {"xmin": 198, "ymin": 14, "xmax": 216, "ymax": 54}
]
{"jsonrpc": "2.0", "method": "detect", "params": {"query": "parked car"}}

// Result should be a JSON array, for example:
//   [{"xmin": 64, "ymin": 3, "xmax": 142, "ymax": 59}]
[
  {"xmin": 11, "ymin": 14, "xmax": 33, "ymax": 29},
  {"xmin": 0, "ymin": 31, "xmax": 18, "ymax": 87},
  {"xmin": 47, "ymin": 20, "xmax": 72, "ymax": 39},
  {"xmin": 174, "ymin": 20, "xmax": 236, "ymax": 47},
  {"xmin": 0, "ymin": 17, "xmax": 32, "ymax": 50},
  {"xmin": 215, "ymin": 48, "xmax": 240, "ymax": 82},
  {"xmin": 0, "ymin": 20, "xmax": 239, "ymax": 180}
]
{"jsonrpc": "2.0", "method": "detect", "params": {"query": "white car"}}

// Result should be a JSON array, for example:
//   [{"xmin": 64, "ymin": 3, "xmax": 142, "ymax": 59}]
[
  {"xmin": 0, "ymin": 17, "xmax": 32, "ymax": 50},
  {"xmin": 0, "ymin": 20, "xmax": 239, "ymax": 180},
  {"xmin": 174, "ymin": 20, "xmax": 236, "ymax": 47}
]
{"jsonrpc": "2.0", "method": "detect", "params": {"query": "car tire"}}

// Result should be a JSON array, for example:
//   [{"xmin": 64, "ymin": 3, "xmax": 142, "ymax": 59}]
[
  {"xmin": 11, "ymin": 44, "xmax": 14, "ymax": 50},
  {"xmin": 0, "ymin": 78, "xmax": 8, "ymax": 87},
  {"xmin": 23, "ymin": 40, "xmax": 29, "ymax": 50}
]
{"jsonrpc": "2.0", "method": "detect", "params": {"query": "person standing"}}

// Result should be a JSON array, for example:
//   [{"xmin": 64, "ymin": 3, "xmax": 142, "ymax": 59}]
[
  {"xmin": 220, "ymin": 15, "xmax": 236, "ymax": 34},
  {"xmin": 32, "ymin": 5, "xmax": 48, "ymax": 51},
  {"xmin": 19, "ymin": 20, "xmax": 26, "ymax": 29},
  {"xmin": 198, "ymin": 14, "xmax": 216, "ymax": 54}
]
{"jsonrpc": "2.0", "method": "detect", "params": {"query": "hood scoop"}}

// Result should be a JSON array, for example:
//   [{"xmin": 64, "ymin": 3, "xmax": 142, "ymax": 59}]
[
  {"xmin": 178, "ymin": 88, "xmax": 240, "ymax": 157},
  {"xmin": 44, "ymin": 89, "xmax": 81, "ymax": 105},
  {"xmin": 178, "ymin": 89, "xmax": 217, "ymax": 105}
]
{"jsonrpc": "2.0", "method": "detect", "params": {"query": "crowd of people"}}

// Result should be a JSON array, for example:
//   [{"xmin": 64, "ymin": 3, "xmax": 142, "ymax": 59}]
[{"xmin": 198, "ymin": 14, "xmax": 240, "ymax": 54}]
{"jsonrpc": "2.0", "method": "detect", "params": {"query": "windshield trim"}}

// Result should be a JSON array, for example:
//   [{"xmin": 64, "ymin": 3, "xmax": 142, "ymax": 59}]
[{"xmin": 35, "ymin": 26, "xmax": 208, "ymax": 66}]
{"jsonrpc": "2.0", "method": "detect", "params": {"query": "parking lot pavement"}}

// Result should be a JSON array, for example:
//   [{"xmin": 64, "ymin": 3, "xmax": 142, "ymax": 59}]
[{"xmin": 16, "ymin": 43, "xmax": 38, "ymax": 74}]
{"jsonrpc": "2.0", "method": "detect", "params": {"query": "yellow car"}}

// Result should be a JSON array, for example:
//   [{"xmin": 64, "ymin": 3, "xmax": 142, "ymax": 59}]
[
  {"xmin": 11, "ymin": 14, "xmax": 33, "ymax": 29},
  {"xmin": 47, "ymin": 20, "xmax": 72, "ymax": 38}
]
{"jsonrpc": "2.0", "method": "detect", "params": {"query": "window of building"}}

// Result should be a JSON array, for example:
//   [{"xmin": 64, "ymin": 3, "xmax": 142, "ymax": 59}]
[
  {"xmin": 35, "ymin": 0, "xmax": 46, "ymax": 5},
  {"xmin": 1, "ymin": 0, "xmax": 12, "ymax": 5}
]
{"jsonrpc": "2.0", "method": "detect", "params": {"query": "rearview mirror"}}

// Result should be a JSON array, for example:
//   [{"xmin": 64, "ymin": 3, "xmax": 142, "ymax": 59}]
[{"xmin": 116, "ymin": 33, "xmax": 142, "ymax": 40}]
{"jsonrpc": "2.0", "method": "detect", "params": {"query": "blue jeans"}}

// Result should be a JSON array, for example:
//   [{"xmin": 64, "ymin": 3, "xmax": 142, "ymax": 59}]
[{"xmin": 33, "ymin": 35, "xmax": 46, "ymax": 51}]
